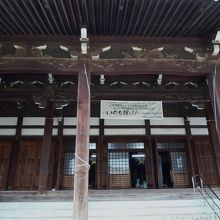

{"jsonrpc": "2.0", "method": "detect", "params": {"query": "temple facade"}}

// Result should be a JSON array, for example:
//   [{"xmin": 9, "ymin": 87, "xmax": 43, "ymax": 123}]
[{"xmin": 0, "ymin": 0, "xmax": 220, "ymax": 195}]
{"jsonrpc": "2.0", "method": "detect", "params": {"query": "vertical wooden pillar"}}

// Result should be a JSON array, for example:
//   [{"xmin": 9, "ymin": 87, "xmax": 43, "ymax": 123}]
[
  {"xmin": 100, "ymin": 138, "xmax": 108, "ymax": 189},
  {"xmin": 144, "ymin": 120, "xmax": 155, "ymax": 188},
  {"xmin": 206, "ymin": 103, "xmax": 220, "ymax": 184},
  {"xmin": 7, "ymin": 115, "xmax": 23, "ymax": 190},
  {"xmin": 52, "ymin": 118, "xmax": 64, "ymax": 190},
  {"xmin": 38, "ymin": 101, "xmax": 54, "ymax": 195},
  {"xmin": 99, "ymin": 119, "xmax": 108, "ymax": 189},
  {"xmin": 184, "ymin": 116, "xmax": 196, "ymax": 184},
  {"xmin": 152, "ymin": 138, "xmax": 159, "ymax": 188},
  {"xmin": 96, "ymin": 119, "xmax": 103, "ymax": 189},
  {"xmin": 95, "ymin": 138, "xmax": 101, "ymax": 189},
  {"xmin": 73, "ymin": 61, "xmax": 91, "ymax": 220}
]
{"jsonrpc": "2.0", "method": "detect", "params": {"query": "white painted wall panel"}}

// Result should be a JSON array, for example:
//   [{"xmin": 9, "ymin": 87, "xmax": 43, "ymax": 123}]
[
  {"xmin": 151, "ymin": 128, "xmax": 186, "ymax": 135},
  {"xmin": 105, "ymin": 119, "xmax": 145, "ymax": 126},
  {"xmin": 52, "ymin": 129, "xmax": 58, "ymax": 136},
  {"xmin": 0, "ymin": 117, "xmax": 17, "ymax": 125},
  {"xmin": 53, "ymin": 117, "xmax": 62, "ymax": 126},
  {"xmin": 21, "ymin": 129, "xmax": 44, "ymax": 136},
  {"xmin": 90, "ymin": 129, "xmax": 99, "ymax": 136},
  {"xmin": 90, "ymin": 118, "xmax": 99, "ymax": 126},
  {"xmin": 188, "ymin": 117, "xmax": 207, "ymax": 125},
  {"xmin": 64, "ymin": 117, "xmax": 76, "ymax": 125},
  {"xmin": 150, "ymin": 117, "xmax": 184, "ymax": 125},
  {"xmin": 23, "ymin": 117, "xmax": 45, "ymax": 125},
  {"xmin": 105, "ymin": 128, "xmax": 145, "ymax": 135},
  {"xmin": 0, "ymin": 129, "xmax": 16, "ymax": 136},
  {"xmin": 63, "ymin": 129, "xmax": 77, "ymax": 135},
  {"xmin": 191, "ymin": 128, "xmax": 209, "ymax": 135}
]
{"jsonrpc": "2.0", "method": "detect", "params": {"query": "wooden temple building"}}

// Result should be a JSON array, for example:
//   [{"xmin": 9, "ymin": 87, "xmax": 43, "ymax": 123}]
[{"xmin": 1, "ymin": 0, "xmax": 220, "ymax": 200}]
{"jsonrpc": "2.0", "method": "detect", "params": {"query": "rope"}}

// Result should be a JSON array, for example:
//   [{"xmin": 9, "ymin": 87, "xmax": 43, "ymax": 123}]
[
  {"xmin": 83, "ymin": 64, "xmax": 91, "ymax": 97},
  {"xmin": 74, "ymin": 153, "xmax": 90, "ymax": 170}
]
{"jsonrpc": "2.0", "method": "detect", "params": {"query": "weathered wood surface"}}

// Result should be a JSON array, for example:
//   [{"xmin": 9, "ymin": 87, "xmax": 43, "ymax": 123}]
[{"xmin": 73, "ymin": 61, "xmax": 91, "ymax": 220}]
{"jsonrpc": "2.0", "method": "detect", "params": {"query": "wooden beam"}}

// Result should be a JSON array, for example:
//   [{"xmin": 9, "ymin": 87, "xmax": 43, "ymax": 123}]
[
  {"xmin": 38, "ymin": 101, "xmax": 54, "ymax": 195},
  {"xmin": 0, "ymin": 36, "xmax": 206, "ymax": 47},
  {"xmin": 91, "ymin": 59, "xmax": 212, "ymax": 75},
  {"xmin": 0, "ymin": 57, "xmax": 217, "ymax": 75},
  {"xmin": 73, "ymin": 61, "xmax": 91, "ymax": 220},
  {"xmin": 6, "ymin": 115, "xmax": 22, "ymax": 190},
  {"xmin": 0, "ymin": 86, "xmax": 209, "ymax": 103}
]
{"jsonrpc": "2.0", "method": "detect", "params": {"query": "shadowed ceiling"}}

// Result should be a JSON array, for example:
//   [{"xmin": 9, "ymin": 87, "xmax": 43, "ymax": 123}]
[{"xmin": 0, "ymin": 0, "xmax": 219, "ymax": 38}]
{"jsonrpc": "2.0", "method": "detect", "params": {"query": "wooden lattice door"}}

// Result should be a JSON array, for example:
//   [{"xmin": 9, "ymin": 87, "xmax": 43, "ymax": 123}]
[
  {"xmin": 194, "ymin": 139, "xmax": 218, "ymax": 186},
  {"xmin": 14, "ymin": 140, "xmax": 41, "ymax": 190},
  {"xmin": 0, "ymin": 141, "xmax": 12, "ymax": 190}
]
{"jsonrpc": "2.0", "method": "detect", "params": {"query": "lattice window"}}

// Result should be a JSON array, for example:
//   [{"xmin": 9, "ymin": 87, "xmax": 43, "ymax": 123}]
[
  {"xmin": 126, "ymin": 142, "xmax": 144, "ymax": 149},
  {"xmin": 170, "ymin": 152, "xmax": 188, "ymax": 172},
  {"xmin": 89, "ymin": 143, "xmax": 96, "ymax": 149},
  {"xmin": 108, "ymin": 142, "xmax": 144, "ymax": 149},
  {"xmin": 157, "ymin": 142, "xmax": 185, "ymax": 149},
  {"xmin": 64, "ymin": 153, "xmax": 75, "ymax": 175},
  {"xmin": 64, "ymin": 143, "xmax": 96, "ymax": 175},
  {"xmin": 169, "ymin": 142, "xmax": 185, "ymax": 149},
  {"xmin": 157, "ymin": 143, "xmax": 168, "ymax": 149},
  {"xmin": 108, "ymin": 143, "xmax": 124, "ymax": 149},
  {"xmin": 108, "ymin": 152, "xmax": 129, "ymax": 174}
]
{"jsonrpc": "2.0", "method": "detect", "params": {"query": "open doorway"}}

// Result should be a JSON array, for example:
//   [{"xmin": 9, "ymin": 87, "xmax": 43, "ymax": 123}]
[
  {"xmin": 159, "ymin": 152, "xmax": 173, "ymax": 188},
  {"xmin": 129, "ymin": 153, "xmax": 147, "ymax": 188},
  {"xmin": 89, "ymin": 153, "xmax": 96, "ymax": 189}
]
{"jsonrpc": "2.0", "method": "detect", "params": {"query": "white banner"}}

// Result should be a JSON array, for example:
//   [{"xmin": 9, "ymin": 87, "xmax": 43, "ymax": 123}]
[{"xmin": 101, "ymin": 100, "xmax": 163, "ymax": 120}]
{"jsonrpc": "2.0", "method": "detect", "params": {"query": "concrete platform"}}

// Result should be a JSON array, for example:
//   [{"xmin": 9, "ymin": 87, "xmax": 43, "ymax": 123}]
[
  {"xmin": 0, "ymin": 188, "xmax": 210, "ymax": 202},
  {"xmin": 0, "ymin": 189, "xmax": 219, "ymax": 219},
  {"xmin": 0, "ymin": 200, "xmax": 216, "ymax": 220}
]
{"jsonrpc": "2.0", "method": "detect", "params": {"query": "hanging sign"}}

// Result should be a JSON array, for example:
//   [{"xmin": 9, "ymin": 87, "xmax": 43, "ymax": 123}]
[{"xmin": 101, "ymin": 100, "xmax": 163, "ymax": 120}]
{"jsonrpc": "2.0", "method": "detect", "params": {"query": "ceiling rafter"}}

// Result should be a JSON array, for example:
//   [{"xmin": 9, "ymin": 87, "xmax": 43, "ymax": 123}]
[
  {"xmin": 190, "ymin": 2, "xmax": 220, "ymax": 36},
  {"xmin": 0, "ymin": 0, "xmax": 219, "ymax": 37},
  {"xmin": 29, "ymin": 0, "xmax": 51, "ymax": 35},
  {"xmin": 53, "ymin": 0, "xmax": 69, "ymax": 35},
  {"xmin": 12, "ymin": 0, "xmax": 36, "ymax": 34},
  {"xmin": 0, "ymin": 1, "xmax": 24, "ymax": 34}
]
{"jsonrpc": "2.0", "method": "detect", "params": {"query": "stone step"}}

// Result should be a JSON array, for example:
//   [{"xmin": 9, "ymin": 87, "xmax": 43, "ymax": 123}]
[
  {"xmin": 0, "ymin": 200, "xmax": 217, "ymax": 220},
  {"xmin": 0, "ymin": 188, "xmax": 205, "ymax": 202}
]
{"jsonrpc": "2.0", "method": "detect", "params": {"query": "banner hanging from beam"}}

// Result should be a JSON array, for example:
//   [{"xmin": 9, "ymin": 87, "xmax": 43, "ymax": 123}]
[{"xmin": 101, "ymin": 100, "xmax": 163, "ymax": 120}]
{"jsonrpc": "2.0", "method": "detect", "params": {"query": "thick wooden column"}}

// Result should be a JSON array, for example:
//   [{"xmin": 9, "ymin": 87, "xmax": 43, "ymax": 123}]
[
  {"xmin": 38, "ymin": 101, "xmax": 54, "ymax": 194},
  {"xmin": 52, "ymin": 118, "xmax": 64, "ymax": 190},
  {"xmin": 7, "ymin": 115, "xmax": 22, "ymax": 190},
  {"xmin": 73, "ymin": 61, "xmax": 91, "ymax": 220},
  {"xmin": 206, "ymin": 103, "xmax": 220, "ymax": 184},
  {"xmin": 207, "ymin": 67, "xmax": 220, "ymax": 143}
]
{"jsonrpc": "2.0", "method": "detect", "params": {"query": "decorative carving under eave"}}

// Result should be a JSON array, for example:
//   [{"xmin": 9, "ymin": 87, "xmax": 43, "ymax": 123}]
[
  {"xmin": 160, "ymin": 94, "xmax": 207, "ymax": 101},
  {"xmin": 14, "ymin": 48, "xmax": 43, "ymax": 57},
  {"xmin": 38, "ymin": 59, "xmax": 79, "ymax": 72},
  {"xmin": 122, "ymin": 49, "xmax": 165, "ymax": 59}
]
